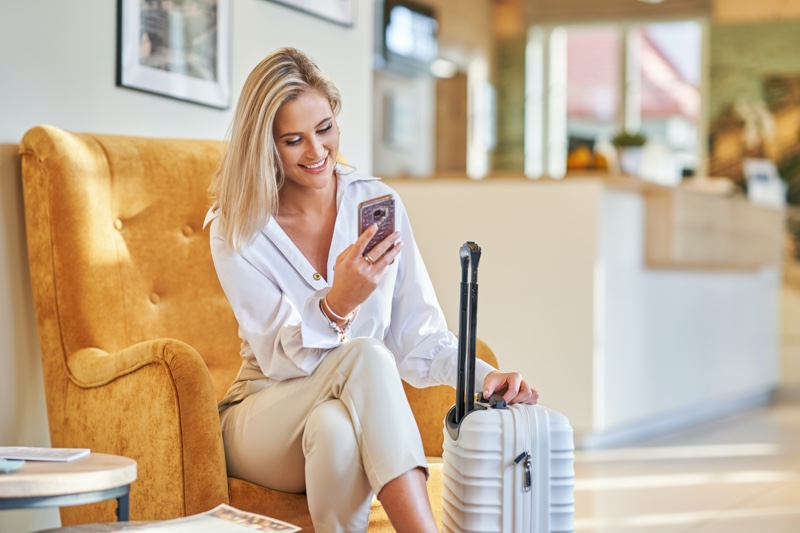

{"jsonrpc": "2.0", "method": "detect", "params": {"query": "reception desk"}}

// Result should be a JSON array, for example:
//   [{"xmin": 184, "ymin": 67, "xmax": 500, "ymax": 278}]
[{"xmin": 387, "ymin": 176, "xmax": 783, "ymax": 447}]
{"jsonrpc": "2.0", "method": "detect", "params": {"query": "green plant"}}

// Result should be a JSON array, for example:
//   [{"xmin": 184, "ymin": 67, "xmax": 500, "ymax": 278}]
[{"xmin": 611, "ymin": 131, "xmax": 647, "ymax": 147}]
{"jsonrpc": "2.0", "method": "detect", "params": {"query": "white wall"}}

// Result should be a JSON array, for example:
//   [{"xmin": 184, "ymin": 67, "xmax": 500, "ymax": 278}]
[
  {"xmin": 597, "ymin": 191, "xmax": 780, "ymax": 437},
  {"xmin": 0, "ymin": 1, "xmax": 374, "ymax": 531},
  {"xmin": 388, "ymin": 179, "xmax": 600, "ymax": 431}
]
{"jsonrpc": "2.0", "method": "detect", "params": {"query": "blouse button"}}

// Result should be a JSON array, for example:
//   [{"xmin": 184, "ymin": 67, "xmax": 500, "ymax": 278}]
[
  {"xmin": 113, "ymin": 219, "xmax": 123, "ymax": 231},
  {"xmin": 313, "ymin": 273, "xmax": 322, "ymax": 281}
]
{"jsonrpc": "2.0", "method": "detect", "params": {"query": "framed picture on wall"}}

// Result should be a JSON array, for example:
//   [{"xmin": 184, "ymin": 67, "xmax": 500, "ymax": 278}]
[
  {"xmin": 117, "ymin": 0, "xmax": 231, "ymax": 109},
  {"xmin": 267, "ymin": 0, "xmax": 354, "ymax": 27}
]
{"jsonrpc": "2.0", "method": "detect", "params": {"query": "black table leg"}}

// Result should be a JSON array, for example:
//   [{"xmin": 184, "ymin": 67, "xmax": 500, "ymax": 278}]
[{"xmin": 116, "ymin": 491, "xmax": 130, "ymax": 521}]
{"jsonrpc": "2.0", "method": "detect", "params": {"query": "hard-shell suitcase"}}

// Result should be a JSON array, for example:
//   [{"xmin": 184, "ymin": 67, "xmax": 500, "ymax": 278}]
[{"xmin": 442, "ymin": 242, "xmax": 576, "ymax": 533}]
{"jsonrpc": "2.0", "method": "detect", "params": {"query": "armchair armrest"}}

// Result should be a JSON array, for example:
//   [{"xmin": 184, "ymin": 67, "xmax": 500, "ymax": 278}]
[
  {"xmin": 62, "ymin": 339, "xmax": 228, "ymax": 521},
  {"xmin": 404, "ymin": 339, "xmax": 499, "ymax": 457}
]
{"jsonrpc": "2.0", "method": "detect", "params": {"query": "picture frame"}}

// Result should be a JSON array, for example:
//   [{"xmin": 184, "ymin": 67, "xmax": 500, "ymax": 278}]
[
  {"xmin": 267, "ymin": 0, "xmax": 354, "ymax": 27},
  {"xmin": 117, "ymin": 0, "xmax": 231, "ymax": 109}
]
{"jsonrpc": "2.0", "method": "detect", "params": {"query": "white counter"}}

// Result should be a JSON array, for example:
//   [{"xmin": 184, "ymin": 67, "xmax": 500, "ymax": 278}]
[{"xmin": 387, "ymin": 176, "xmax": 782, "ymax": 447}]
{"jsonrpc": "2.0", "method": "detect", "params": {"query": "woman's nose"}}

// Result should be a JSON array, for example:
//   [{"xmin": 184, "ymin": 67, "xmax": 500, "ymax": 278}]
[{"xmin": 306, "ymin": 138, "xmax": 326, "ymax": 159}]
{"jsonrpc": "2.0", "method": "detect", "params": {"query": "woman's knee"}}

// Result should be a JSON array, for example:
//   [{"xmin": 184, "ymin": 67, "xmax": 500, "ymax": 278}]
[
  {"xmin": 326, "ymin": 337, "xmax": 404, "ymax": 401},
  {"xmin": 341, "ymin": 337, "xmax": 397, "ymax": 374},
  {"xmin": 346, "ymin": 336, "xmax": 392, "ymax": 356}
]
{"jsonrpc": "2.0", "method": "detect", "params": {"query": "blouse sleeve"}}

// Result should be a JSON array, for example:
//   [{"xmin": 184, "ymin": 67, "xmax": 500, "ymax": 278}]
[{"xmin": 384, "ymin": 196, "xmax": 496, "ymax": 390}]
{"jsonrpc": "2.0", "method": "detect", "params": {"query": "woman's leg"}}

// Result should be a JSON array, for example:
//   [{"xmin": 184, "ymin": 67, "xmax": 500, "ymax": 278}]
[
  {"xmin": 324, "ymin": 338, "xmax": 436, "ymax": 532},
  {"xmin": 220, "ymin": 337, "xmax": 435, "ymax": 531},
  {"xmin": 303, "ymin": 399, "xmax": 372, "ymax": 532},
  {"xmin": 378, "ymin": 467, "xmax": 438, "ymax": 533}
]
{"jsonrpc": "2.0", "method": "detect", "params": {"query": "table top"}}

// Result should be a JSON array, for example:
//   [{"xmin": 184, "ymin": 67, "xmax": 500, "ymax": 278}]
[{"xmin": 0, "ymin": 453, "xmax": 137, "ymax": 498}]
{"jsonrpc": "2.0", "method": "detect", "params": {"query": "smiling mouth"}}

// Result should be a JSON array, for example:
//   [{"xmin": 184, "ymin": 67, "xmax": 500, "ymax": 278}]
[{"xmin": 300, "ymin": 156, "xmax": 327, "ymax": 169}]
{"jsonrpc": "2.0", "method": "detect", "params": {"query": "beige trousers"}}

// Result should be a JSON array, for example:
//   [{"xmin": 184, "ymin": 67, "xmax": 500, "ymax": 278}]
[{"xmin": 219, "ymin": 337, "xmax": 428, "ymax": 533}]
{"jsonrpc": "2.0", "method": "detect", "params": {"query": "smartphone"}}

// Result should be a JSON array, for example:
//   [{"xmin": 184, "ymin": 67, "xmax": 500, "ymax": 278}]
[{"xmin": 358, "ymin": 194, "xmax": 396, "ymax": 255}]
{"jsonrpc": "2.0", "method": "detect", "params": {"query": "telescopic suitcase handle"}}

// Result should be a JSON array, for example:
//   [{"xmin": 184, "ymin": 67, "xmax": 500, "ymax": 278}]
[
  {"xmin": 455, "ymin": 241, "xmax": 481, "ymax": 424},
  {"xmin": 447, "ymin": 241, "xmax": 491, "ymax": 438},
  {"xmin": 455, "ymin": 246, "xmax": 470, "ymax": 424}
]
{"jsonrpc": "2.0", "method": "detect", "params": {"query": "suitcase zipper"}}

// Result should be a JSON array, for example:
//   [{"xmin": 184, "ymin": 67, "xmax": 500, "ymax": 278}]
[
  {"xmin": 513, "ymin": 451, "xmax": 532, "ymax": 492},
  {"xmin": 513, "ymin": 406, "xmax": 534, "ymax": 532}
]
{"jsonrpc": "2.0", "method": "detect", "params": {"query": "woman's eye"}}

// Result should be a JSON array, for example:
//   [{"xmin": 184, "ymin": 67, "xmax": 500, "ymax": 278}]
[
  {"xmin": 285, "ymin": 137, "xmax": 301, "ymax": 146},
  {"xmin": 318, "ymin": 124, "xmax": 333, "ymax": 135}
]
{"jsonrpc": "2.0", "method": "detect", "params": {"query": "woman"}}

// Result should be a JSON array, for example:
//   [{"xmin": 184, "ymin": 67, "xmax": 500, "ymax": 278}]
[{"xmin": 206, "ymin": 47, "xmax": 538, "ymax": 533}]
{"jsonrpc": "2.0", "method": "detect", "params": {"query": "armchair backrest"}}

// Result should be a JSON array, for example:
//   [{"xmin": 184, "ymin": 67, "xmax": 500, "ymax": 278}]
[{"xmin": 20, "ymin": 125, "xmax": 241, "ymax": 416}]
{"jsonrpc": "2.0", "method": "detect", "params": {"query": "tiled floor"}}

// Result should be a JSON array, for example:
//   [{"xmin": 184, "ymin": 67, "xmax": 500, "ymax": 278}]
[{"xmin": 573, "ymin": 393, "xmax": 800, "ymax": 532}]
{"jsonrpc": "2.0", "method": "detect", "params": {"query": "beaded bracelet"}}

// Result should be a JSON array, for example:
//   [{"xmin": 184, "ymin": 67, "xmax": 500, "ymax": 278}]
[{"xmin": 320, "ymin": 298, "xmax": 360, "ymax": 342}]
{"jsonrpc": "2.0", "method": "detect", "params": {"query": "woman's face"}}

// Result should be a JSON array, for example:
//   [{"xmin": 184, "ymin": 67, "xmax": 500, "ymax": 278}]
[{"xmin": 273, "ymin": 90, "xmax": 340, "ymax": 192}]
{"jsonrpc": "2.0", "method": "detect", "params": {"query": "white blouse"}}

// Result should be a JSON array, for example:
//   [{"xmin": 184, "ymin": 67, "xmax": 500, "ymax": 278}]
[{"xmin": 205, "ymin": 168, "xmax": 495, "ymax": 406}]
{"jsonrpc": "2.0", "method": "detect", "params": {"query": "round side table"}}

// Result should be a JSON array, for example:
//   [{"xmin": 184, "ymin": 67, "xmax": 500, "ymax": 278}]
[{"xmin": 0, "ymin": 453, "xmax": 136, "ymax": 521}]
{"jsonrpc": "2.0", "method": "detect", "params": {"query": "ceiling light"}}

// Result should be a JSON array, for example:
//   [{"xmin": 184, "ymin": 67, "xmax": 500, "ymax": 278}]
[{"xmin": 430, "ymin": 58, "xmax": 458, "ymax": 79}]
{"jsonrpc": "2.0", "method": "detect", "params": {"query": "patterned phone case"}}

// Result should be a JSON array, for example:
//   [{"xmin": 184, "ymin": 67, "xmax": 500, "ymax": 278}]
[{"xmin": 358, "ymin": 194, "xmax": 396, "ymax": 255}]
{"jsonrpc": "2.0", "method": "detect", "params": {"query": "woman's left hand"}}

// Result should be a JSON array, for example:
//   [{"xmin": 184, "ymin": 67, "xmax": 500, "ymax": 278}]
[{"xmin": 482, "ymin": 371, "xmax": 539, "ymax": 405}]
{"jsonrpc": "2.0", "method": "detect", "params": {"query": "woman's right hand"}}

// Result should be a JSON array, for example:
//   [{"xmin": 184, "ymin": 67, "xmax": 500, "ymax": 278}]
[{"xmin": 325, "ymin": 224, "xmax": 403, "ymax": 318}]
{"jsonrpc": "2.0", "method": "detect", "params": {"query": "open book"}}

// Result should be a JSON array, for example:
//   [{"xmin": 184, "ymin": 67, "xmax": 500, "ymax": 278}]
[
  {"xmin": 0, "ymin": 446, "xmax": 90, "ymax": 462},
  {"xmin": 120, "ymin": 504, "xmax": 301, "ymax": 532}
]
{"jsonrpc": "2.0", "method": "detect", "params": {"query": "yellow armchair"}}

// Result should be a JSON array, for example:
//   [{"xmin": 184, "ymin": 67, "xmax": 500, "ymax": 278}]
[{"xmin": 19, "ymin": 125, "xmax": 498, "ymax": 530}]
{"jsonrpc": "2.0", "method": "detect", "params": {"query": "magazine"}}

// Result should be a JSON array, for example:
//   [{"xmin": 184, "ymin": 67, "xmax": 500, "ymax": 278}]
[
  {"xmin": 120, "ymin": 504, "xmax": 301, "ymax": 532},
  {"xmin": 0, "ymin": 446, "xmax": 90, "ymax": 462}
]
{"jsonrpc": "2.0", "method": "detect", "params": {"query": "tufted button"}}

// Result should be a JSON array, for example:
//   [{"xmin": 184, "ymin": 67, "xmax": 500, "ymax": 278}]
[
  {"xmin": 149, "ymin": 292, "xmax": 160, "ymax": 304},
  {"xmin": 114, "ymin": 219, "xmax": 123, "ymax": 231},
  {"xmin": 312, "ymin": 273, "xmax": 322, "ymax": 281},
  {"xmin": 182, "ymin": 225, "xmax": 193, "ymax": 237}
]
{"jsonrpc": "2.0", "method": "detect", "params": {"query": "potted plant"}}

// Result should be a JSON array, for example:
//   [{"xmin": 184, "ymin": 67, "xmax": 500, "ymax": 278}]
[{"xmin": 612, "ymin": 131, "xmax": 647, "ymax": 176}]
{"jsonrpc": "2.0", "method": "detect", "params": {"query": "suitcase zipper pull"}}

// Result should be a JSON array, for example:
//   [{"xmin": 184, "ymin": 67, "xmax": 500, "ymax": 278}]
[{"xmin": 513, "ymin": 452, "xmax": 532, "ymax": 492}]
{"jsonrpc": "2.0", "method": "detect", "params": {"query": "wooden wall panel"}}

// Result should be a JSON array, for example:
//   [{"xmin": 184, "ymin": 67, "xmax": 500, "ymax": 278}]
[
  {"xmin": 435, "ymin": 73, "xmax": 468, "ymax": 173},
  {"xmin": 645, "ymin": 187, "xmax": 783, "ymax": 269}
]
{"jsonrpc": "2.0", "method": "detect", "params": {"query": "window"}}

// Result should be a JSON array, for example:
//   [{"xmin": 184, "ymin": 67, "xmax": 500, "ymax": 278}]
[{"xmin": 525, "ymin": 20, "xmax": 705, "ymax": 180}]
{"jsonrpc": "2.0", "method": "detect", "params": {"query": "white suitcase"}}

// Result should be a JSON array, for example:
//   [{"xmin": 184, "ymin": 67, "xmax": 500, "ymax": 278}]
[
  {"xmin": 442, "ymin": 242, "xmax": 575, "ymax": 532},
  {"xmin": 442, "ymin": 404, "xmax": 575, "ymax": 532}
]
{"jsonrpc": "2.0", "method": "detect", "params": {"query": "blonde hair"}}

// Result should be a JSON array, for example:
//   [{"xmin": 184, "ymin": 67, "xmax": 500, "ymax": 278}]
[{"xmin": 209, "ymin": 48, "xmax": 342, "ymax": 251}]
